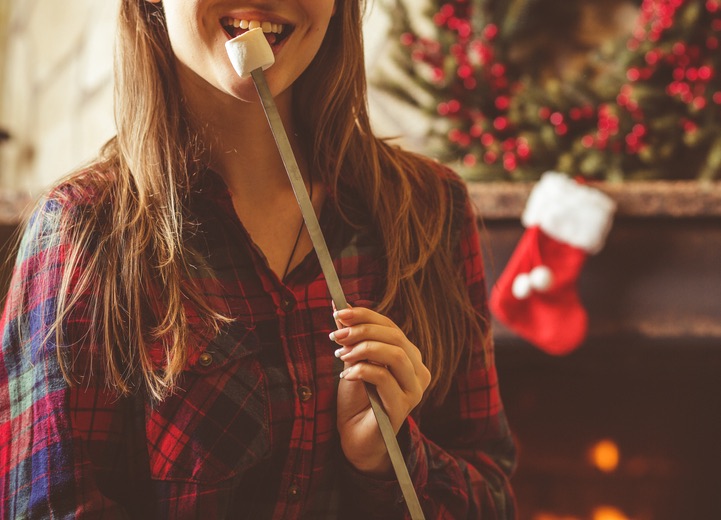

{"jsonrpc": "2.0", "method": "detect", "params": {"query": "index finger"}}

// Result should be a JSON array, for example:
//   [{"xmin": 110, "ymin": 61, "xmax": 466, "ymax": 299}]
[{"xmin": 333, "ymin": 306, "xmax": 398, "ymax": 330}]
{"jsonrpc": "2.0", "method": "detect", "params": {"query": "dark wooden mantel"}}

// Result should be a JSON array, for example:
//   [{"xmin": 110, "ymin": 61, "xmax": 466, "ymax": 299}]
[
  {"xmin": 471, "ymin": 180, "xmax": 721, "ymax": 344},
  {"xmin": 469, "ymin": 180, "xmax": 721, "ymax": 219}
]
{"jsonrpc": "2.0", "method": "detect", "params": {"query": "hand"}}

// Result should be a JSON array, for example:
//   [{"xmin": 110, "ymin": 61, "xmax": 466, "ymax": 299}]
[{"xmin": 331, "ymin": 306, "xmax": 431, "ymax": 477}]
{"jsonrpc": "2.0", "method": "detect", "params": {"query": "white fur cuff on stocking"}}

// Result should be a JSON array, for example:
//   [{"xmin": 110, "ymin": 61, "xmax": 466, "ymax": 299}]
[{"xmin": 522, "ymin": 172, "xmax": 616, "ymax": 254}]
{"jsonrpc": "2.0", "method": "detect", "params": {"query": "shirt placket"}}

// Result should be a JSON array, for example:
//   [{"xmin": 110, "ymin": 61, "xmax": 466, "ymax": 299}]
[{"xmin": 272, "ymin": 285, "xmax": 317, "ymax": 518}]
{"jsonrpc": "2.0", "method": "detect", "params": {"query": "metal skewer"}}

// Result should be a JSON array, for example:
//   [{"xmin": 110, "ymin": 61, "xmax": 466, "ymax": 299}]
[{"xmin": 250, "ymin": 67, "xmax": 425, "ymax": 520}]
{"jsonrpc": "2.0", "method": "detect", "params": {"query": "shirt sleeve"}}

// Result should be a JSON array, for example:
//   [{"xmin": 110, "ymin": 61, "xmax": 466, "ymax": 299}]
[
  {"xmin": 0, "ymin": 198, "xmax": 149, "ymax": 519},
  {"xmin": 342, "ymin": 186, "xmax": 517, "ymax": 519}
]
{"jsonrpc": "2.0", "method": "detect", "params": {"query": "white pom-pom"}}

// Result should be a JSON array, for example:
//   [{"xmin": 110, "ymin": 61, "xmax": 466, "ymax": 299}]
[
  {"xmin": 512, "ymin": 273, "xmax": 532, "ymax": 299},
  {"xmin": 225, "ymin": 28, "xmax": 275, "ymax": 78},
  {"xmin": 529, "ymin": 265, "xmax": 553, "ymax": 292}
]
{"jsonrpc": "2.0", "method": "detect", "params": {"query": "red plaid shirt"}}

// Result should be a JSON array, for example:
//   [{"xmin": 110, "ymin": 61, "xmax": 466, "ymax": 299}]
[{"xmin": 0, "ymin": 168, "xmax": 516, "ymax": 519}]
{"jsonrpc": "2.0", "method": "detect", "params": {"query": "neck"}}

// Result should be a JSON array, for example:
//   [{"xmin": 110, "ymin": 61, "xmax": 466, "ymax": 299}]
[{"xmin": 188, "ymin": 83, "xmax": 309, "ymax": 201}]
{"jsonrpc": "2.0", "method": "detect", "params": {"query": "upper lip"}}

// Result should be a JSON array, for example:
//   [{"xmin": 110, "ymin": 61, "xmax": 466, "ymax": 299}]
[{"xmin": 220, "ymin": 11, "xmax": 293, "ymax": 26}]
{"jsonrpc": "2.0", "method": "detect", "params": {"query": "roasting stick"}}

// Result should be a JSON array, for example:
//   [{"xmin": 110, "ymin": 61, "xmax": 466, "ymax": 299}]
[{"xmin": 225, "ymin": 29, "xmax": 425, "ymax": 520}]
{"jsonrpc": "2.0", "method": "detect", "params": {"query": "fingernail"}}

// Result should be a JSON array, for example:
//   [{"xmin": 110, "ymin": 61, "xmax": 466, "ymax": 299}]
[
  {"xmin": 334, "ymin": 347, "xmax": 350, "ymax": 358},
  {"xmin": 333, "ymin": 309, "xmax": 353, "ymax": 320},
  {"xmin": 329, "ymin": 328, "xmax": 350, "ymax": 342},
  {"xmin": 339, "ymin": 366, "xmax": 354, "ymax": 379}
]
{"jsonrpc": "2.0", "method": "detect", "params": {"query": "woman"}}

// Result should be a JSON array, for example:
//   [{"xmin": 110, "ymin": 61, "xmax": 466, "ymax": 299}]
[{"xmin": 0, "ymin": 0, "xmax": 516, "ymax": 517}]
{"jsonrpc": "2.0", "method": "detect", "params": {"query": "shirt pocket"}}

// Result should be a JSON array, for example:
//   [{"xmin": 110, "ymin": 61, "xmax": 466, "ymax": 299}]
[{"xmin": 145, "ymin": 323, "xmax": 270, "ymax": 485}]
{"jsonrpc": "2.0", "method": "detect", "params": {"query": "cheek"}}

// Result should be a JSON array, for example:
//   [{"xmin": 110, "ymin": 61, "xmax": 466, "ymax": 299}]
[
  {"xmin": 161, "ymin": 5, "xmax": 208, "ymax": 52},
  {"xmin": 165, "ymin": 25, "xmax": 213, "ymax": 72},
  {"xmin": 309, "ymin": 13, "xmax": 335, "ymax": 54},
  {"xmin": 307, "ymin": 0, "xmax": 336, "ymax": 33}
]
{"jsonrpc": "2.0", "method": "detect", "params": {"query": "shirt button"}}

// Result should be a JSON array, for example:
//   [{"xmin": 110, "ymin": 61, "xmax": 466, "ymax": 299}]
[
  {"xmin": 297, "ymin": 386, "xmax": 313, "ymax": 402},
  {"xmin": 198, "ymin": 352, "xmax": 213, "ymax": 367},
  {"xmin": 288, "ymin": 483, "xmax": 300, "ymax": 500},
  {"xmin": 280, "ymin": 297, "xmax": 296, "ymax": 312}
]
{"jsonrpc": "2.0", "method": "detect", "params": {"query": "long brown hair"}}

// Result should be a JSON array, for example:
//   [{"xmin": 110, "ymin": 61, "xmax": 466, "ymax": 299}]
[{"xmin": 42, "ymin": 0, "xmax": 487, "ymax": 404}]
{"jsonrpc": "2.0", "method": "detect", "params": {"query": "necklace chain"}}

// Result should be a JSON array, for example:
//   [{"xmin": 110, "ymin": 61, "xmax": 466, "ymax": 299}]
[{"xmin": 281, "ymin": 169, "xmax": 314, "ymax": 282}]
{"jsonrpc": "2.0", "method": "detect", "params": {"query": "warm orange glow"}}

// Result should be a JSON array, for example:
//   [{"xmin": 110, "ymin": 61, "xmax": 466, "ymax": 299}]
[
  {"xmin": 592, "ymin": 505, "xmax": 630, "ymax": 520},
  {"xmin": 532, "ymin": 513, "xmax": 580, "ymax": 520},
  {"xmin": 589, "ymin": 439, "xmax": 620, "ymax": 473}
]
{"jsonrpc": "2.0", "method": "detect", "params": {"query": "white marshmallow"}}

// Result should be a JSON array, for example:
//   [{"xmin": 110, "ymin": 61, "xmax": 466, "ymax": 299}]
[{"xmin": 225, "ymin": 27, "xmax": 275, "ymax": 78}]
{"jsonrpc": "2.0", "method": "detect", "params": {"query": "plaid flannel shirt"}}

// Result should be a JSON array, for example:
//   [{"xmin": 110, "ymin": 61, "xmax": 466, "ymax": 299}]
[{"xmin": 0, "ymin": 168, "xmax": 516, "ymax": 519}]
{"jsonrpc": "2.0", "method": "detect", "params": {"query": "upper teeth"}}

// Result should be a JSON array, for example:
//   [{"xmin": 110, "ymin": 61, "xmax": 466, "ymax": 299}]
[{"xmin": 222, "ymin": 17, "xmax": 285, "ymax": 34}]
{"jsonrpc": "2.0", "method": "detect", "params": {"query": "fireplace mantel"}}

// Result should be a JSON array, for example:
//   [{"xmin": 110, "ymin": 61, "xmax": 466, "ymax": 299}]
[
  {"xmin": 470, "ymin": 180, "xmax": 721, "ymax": 344},
  {"xmin": 469, "ymin": 180, "xmax": 721, "ymax": 219}
]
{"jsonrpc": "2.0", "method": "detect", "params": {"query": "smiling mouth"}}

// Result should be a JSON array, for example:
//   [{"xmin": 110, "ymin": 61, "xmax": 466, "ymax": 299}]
[{"xmin": 221, "ymin": 17, "xmax": 294, "ymax": 46}]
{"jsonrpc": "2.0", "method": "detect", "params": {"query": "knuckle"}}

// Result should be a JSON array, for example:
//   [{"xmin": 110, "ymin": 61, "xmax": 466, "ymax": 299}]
[
  {"xmin": 420, "ymin": 366, "xmax": 432, "ymax": 389},
  {"xmin": 391, "ymin": 329, "xmax": 405, "ymax": 345},
  {"xmin": 407, "ymin": 387, "xmax": 423, "ymax": 409},
  {"xmin": 356, "ymin": 361, "xmax": 386, "ymax": 381},
  {"xmin": 365, "ymin": 340, "xmax": 382, "ymax": 358},
  {"xmin": 358, "ymin": 324, "xmax": 372, "ymax": 337},
  {"xmin": 351, "ymin": 363, "xmax": 367, "ymax": 379},
  {"xmin": 353, "ymin": 341, "xmax": 370, "ymax": 357},
  {"xmin": 390, "ymin": 348, "xmax": 406, "ymax": 366},
  {"xmin": 377, "ymin": 364, "xmax": 393, "ymax": 380}
]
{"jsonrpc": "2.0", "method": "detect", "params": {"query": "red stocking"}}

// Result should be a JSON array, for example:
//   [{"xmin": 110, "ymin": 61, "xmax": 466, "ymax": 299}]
[{"xmin": 489, "ymin": 172, "xmax": 616, "ymax": 355}]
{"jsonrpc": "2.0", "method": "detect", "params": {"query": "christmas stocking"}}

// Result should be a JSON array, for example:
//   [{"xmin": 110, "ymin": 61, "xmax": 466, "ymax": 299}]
[{"xmin": 489, "ymin": 172, "xmax": 616, "ymax": 355}]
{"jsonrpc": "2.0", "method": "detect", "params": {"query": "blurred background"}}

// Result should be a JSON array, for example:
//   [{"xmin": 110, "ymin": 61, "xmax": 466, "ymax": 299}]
[
  {"xmin": 1, "ymin": 1, "xmax": 720, "ymax": 519},
  {"xmin": 0, "ymin": 0, "xmax": 117, "ymax": 192}
]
